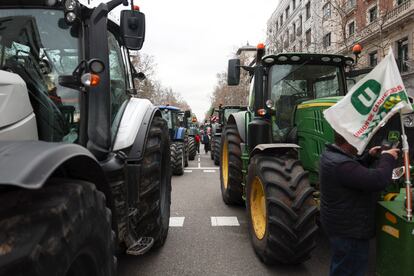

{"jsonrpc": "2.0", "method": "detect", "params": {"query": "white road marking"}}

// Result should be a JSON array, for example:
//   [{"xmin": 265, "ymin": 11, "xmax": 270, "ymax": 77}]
[
  {"xmin": 184, "ymin": 170, "xmax": 193, "ymax": 173},
  {"xmin": 186, "ymin": 167, "xmax": 219, "ymax": 170},
  {"xmin": 203, "ymin": 170, "xmax": 216, "ymax": 173},
  {"xmin": 211, "ymin": 216, "xmax": 240, "ymax": 226},
  {"xmin": 198, "ymin": 162, "xmax": 201, "ymax": 168},
  {"xmin": 169, "ymin": 217, "xmax": 185, "ymax": 227}
]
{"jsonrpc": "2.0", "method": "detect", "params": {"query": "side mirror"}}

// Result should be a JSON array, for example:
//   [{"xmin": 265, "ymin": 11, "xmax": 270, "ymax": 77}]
[
  {"xmin": 184, "ymin": 110, "xmax": 191, "ymax": 118},
  {"xmin": 133, "ymin": 71, "xmax": 146, "ymax": 81},
  {"xmin": 228, "ymin": 59, "xmax": 240, "ymax": 86},
  {"xmin": 120, "ymin": 10, "xmax": 145, "ymax": 50}
]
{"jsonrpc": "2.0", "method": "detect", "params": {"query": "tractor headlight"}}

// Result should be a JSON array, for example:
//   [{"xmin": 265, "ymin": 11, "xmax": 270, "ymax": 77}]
[
  {"xmin": 403, "ymin": 113, "xmax": 414, "ymax": 128},
  {"xmin": 65, "ymin": 0, "xmax": 77, "ymax": 11}
]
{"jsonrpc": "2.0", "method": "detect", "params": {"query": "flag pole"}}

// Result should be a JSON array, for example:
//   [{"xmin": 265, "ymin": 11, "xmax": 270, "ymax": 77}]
[{"xmin": 400, "ymin": 112, "xmax": 412, "ymax": 221}]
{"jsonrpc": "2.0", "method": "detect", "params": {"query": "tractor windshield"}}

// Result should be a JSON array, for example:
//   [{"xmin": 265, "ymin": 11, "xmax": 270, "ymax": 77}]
[
  {"xmin": 269, "ymin": 63, "xmax": 343, "ymax": 140},
  {"xmin": 0, "ymin": 9, "xmax": 80, "ymax": 142}
]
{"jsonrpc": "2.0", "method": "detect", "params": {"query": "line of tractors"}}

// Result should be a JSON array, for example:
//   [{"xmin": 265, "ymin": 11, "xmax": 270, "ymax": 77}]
[{"xmin": 0, "ymin": 0, "xmax": 413, "ymax": 275}]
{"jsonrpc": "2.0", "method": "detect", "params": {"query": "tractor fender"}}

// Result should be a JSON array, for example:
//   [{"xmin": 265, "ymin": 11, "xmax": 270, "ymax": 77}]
[
  {"xmin": 127, "ymin": 104, "xmax": 161, "ymax": 161},
  {"xmin": 174, "ymin": 127, "xmax": 186, "ymax": 141},
  {"xmin": 0, "ymin": 141, "xmax": 109, "ymax": 192},
  {"xmin": 227, "ymin": 111, "xmax": 248, "ymax": 142},
  {"xmin": 113, "ymin": 98, "xmax": 159, "ymax": 152},
  {"xmin": 251, "ymin": 143, "xmax": 300, "ymax": 157}
]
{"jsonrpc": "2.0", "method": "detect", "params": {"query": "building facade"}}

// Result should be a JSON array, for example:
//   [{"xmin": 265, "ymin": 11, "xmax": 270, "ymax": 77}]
[
  {"xmin": 323, "ymin": 0, "xmax": 414, "ymax": 94},
  {"xmin": 267, "ymin": 0, "xmax": 414, "ymax": 94},
  {"xmin": 266, "ymin": 0, "xmax": 323, "ymax": 54}
]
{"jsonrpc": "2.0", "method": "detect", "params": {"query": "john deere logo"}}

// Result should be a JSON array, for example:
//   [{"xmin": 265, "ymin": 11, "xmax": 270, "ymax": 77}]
[{"xmin": 351, "ymin": 80, "xmax": 382, "ymax": 115}]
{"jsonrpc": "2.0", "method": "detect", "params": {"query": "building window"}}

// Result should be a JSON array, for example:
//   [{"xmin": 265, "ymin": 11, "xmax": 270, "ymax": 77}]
[
  {"xmin": 293, "ymin": 0, "xmax": 296, "ymax": 10},
  {"xmin": 323, "ymin": 3, "xmax": 331, "ymax": 19},
  {"xmin": 348, "ymin": 21, "xmax": 355, "ymax": 36},
  {"xmin": 306, "ymin": 2, "xmax": 311, "ymax": 20},
  {"xmin": 293, "ymin": 23, "xmax": 296, "ymax": 38},
  {"xmin": 286, "ymin": 6, "xmax": 290, "ymax": 20},
  {"xmin": 369, "ymin": 5, "xmax": 378, "ymax": 23},
  {"xmin": 369, "ymin": 51, "xmax": 378, "ymax": 67},
  {"xmin": 323, "ymin": 33, "xmax": 331, "ymax": 48},
  {"xmin": 397, "ymin": 37, "xmax": 409, "ymax": 72},
  {"xmin": 398, "ymin": 0, "xmax": 409, "ymax": 5},
  {"xmin": 280, "ymin": 15, "xmax": 284, "ymax": 26},
  {"xmin": 347, "ymin": 0, "xmax": 356, "ymax": 8},
  {"xmin": 306, "ymin": 29, "xmax": 312, "ymax": 46}
]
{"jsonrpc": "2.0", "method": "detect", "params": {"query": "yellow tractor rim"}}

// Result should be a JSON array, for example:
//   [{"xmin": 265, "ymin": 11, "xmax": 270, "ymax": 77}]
[
  {"xmin": 250, "ymin": 176, "xmax": 267, "ymax": 240},
  {"xmin": 222, "ymin": 139, "xmax": 229, "ymax": 189}
]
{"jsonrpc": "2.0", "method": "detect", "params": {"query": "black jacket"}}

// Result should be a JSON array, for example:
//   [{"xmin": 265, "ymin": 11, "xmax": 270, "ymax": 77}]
[{"xmin": 320, "ymin": 144, "xmax": 396, "ymax": 239}]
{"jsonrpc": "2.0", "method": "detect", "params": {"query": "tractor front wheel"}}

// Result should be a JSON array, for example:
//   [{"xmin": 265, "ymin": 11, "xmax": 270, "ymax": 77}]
[
  {"xmin": 246, "ymin": 154, "xmax": 318, "ymax": 264},
  {"xmin": 188, "ymin": 136, "xmax": 197, "ymax": 160},
  {"xmin": 213, "ymin": 136, "xmax": 221, "ymax": 166},
  {"xmin": 171, "ymin": 142, "xmax": 185, "ymax": 176},
  {"xmin": 220, "ymin": 125, "xmax": 243, "ymax": 205}
]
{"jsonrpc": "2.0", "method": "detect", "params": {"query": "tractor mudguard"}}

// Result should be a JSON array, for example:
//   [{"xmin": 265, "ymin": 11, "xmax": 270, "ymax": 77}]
[
  {"xmin": 128, "ymin": 105, "xmax": 161, "ymax": 161},
  {"xmin": 227, "ymin": 111, "xmax": 248, "ymax": 142},
  {"xmin": 174, "ymin": 127, "xmax": 186, "ymax": 141},
  {"xmin": 0, "ymin": 141, "xmax": 109, "ymax": 191},
  {"xmin": 113, "ymin": 98, "xmax": 159, "ymax": 153},
  {"xmin": 251, "ymin": 143, "xmax": 300, "ymax": 157}
]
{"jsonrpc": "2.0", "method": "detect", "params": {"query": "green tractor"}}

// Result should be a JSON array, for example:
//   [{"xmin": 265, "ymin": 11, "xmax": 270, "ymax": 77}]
[
  {"xmin": 187, "ymin": 114, "xmax": 199, "ymax": 160},
  {"xmin": 221, "ymin": 44, "xmax": 413, "ymax": 266},
  {"xmin": 210, "ymin": 105, "xmax": 247, "ymax": 165}
]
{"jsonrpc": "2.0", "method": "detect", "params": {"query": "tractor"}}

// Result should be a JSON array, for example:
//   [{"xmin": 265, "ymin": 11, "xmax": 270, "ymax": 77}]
[
  {"xmin": 0, "ymin": 1, "xmax": 171, "ymax": 275},
  {"xmin": 159, "ymin": 106, "xmax": 190, "ymax": 175},
  {"xmin": 210, "ymin": 105, "xmax": 247, "ymax": 165},
  {"xmin": 187, "ymin": 114, "xmax": 199, "ymax": 160},
  {"xmin": 221, "ymin": 44, "xmax": 414, "ymax": 267}
]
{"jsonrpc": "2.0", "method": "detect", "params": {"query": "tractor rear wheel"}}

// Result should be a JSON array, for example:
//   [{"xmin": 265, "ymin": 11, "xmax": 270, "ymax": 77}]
[
  {"xmin": 210, "ymin": 138, "xmax": 215, "ymax": 160},
  {"xmin": 134, "ymin": 116, "xmax": 172, "ymax": 248},
  {"xmin": 188, "ymin": 136, "xmax": 197, "ymax": 160},
  {"xmin": 0, "ymin": 179, "xmax": 116, "ymax": 276},
  {"xmin": 184, "ymin": 133, "xmax": 189, "ymax": 167},
  {"xmin": 171, "ymin": 142, "xmax": 185, "ymax": 176},
  {"xmin": 213, "ymin": 136, "xmax": 221, "ymax": 166},
  {"xmin": 246, "ymin": 154, "xmax": 318, "ymax": 264},
  {"xmin": 220, "ymin": 125, "xmax": 243, "ymax": 205}
]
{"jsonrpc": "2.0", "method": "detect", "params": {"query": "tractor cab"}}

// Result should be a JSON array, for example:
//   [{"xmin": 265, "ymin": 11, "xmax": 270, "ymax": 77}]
[
  {"xmin": 0, "ymin": 0, "xmax": 146, "ymax": 159},
  {"xmin": 159, "ymin": 105, "xmax": 184, "ymax": 141}
]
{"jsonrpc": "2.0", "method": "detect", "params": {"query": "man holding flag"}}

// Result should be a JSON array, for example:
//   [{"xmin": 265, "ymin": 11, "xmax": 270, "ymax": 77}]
[{"xmin": 320, "ymin": 49, "xmax": 412, "ymax": 276}]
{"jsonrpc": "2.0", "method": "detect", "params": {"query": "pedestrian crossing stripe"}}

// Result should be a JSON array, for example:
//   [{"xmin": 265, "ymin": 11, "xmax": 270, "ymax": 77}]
[
  {"xmin": 203, "ymin": 170, "xmax": 216, "ymax": 173},
  {"xmin": 169, "ymin": 217, "xmax": 185, "ymax": 227},
  {"xmin": 211, "ymin": 216, "xmax": 240, "ymax": 226},
  {"xmin": 184, "ymin": 170, "xmax": 193, "ymax": 173}
]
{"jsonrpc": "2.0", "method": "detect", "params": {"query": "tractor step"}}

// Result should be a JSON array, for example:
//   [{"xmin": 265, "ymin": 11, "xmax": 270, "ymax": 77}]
[{"xmin": 126, "ymin": 237, "xmax": 154, "ymax": 256}]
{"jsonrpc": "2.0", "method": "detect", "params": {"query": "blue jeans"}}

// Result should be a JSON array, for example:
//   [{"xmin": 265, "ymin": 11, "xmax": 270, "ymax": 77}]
[{"xmin": 329, "ymin": 237, "xmax": 369, "ymax": 276}]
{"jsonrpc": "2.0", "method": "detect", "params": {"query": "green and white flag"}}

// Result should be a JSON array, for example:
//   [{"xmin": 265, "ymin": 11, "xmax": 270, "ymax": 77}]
[{"xmin": 324, "ymin": 49, "xmax": 413, "ymax": 154}]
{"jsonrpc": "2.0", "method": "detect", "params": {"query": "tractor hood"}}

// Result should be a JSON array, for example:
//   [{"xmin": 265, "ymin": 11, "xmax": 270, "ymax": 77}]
[
  {"xmin": 0, "ymin": 70, "xmax": 33, "ymax": 128},
  {"xmin": 296, "ymin": 96, "xmax": 342, "ymax": 110}
]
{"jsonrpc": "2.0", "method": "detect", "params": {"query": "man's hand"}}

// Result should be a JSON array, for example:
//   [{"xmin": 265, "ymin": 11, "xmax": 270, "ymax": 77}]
[
  {"xmin": 382, "ymin": 148, "xmax": 400, "ymax": 160},
  {"xmin": 369, "ymin": 146, "xmax": 382, "ymax": 156}
]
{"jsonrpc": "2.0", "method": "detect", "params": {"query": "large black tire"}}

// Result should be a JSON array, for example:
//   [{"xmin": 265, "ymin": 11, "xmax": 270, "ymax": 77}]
[
  {"xmin": 188, "ymin": 136, "xmax": 197, "ymax": 160},
  {"xmin": 246, "ymin": 154, "xmax": 318, "ymax": 264},
  {"xmin": 210, "ymin": 138, "xmax": 214, "ymax": 160},
  {"xmin": 213, "ymin": 136, "xmax": 221, "ymax": 166},
  {"xmin": 171, "ymin": 142, "xmax": 185, "ymax": 176},
  {"xmin": 220, "ymin": 125, "xmax": 244, "ymax": 205},
  {"xmin": 0, "ymin": 179, "xmax": 116, "ymax": 276},
  {"xmin": 134, "ymin": 116, "xmax": 172, "ymax": 248},
  {"xmin": 184, "ymin": 133, "xmax": 189, "ymax": 167}
]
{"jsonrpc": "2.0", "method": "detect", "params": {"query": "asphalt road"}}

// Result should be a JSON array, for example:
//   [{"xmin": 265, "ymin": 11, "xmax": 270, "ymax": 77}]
[{"xmin": 118, "ymin": 152, "xmax": 375, "ymax": 276}]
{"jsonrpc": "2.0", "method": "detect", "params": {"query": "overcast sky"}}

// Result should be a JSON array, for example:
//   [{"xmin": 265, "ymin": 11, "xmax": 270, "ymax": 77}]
[{"xmin": 134, "ymin": 0, "xmax": 280, "ymax": 120}]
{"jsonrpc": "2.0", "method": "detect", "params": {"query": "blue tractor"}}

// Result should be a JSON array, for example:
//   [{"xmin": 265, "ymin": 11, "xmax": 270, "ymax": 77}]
[{"xmin": 159, "ymin": 106, "xmax": 190, "ymax": 175}]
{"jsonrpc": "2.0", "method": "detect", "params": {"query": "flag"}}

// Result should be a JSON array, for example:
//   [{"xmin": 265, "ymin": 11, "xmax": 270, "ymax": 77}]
[{"xmin": 324, "ymin": 49, "xmax": 413, "ymax": 154}]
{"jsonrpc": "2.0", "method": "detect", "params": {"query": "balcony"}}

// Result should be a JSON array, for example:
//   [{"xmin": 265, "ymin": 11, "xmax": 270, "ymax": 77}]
[{"xmin": 384, "ymin": 0, "xmax": 412, "ymax": 22}]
